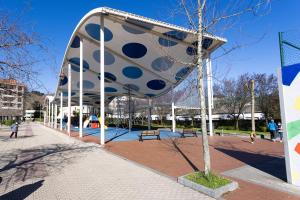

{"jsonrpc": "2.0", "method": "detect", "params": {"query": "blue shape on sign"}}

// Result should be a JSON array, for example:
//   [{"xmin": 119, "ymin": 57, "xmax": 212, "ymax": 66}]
[
  {"xmin": 85, "ymin": 23, "xmax": 113, "ymax": 42},
  {"xmin": 122, "ymin": 66, "xmax": 143, "ymax": 79},
  {"xmin": 282, "ymin": 63, "xmax": 300, "ymax": 86},
  {"xmin": 98, "ymin": 72, "xmax": 117, "ymax": 83},
  {"xmin": 147, "ymin": 79, "xmax": 166, "ymax": 90},
  {"xmin": 122, "ymin": 43, "xmax": 147, "ymax": 59}
]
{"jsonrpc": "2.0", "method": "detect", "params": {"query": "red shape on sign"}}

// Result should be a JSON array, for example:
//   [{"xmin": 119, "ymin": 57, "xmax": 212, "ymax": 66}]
[{"xmin": 295, "ymin": 143, "xmax": 300, "ymax": 155}]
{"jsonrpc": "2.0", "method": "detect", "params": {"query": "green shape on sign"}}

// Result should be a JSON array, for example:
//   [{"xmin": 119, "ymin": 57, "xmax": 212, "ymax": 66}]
[{"xmin": 287, "ymin": 120, "xmax": 300, "ymax": 140}]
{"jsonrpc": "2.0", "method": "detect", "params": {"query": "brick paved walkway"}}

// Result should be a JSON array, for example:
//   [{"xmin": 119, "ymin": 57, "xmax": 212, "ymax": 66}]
[{"xmin": 0, "ymin": 123, "xmax": 212, "ymax": 200}]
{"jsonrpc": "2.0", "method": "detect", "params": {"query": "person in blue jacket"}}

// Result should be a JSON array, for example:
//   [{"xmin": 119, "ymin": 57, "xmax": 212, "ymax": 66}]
[
  {"xmin": 268, "ymin": 119, "xmax": 278, "ymax": 142},
  {"xmin": 10, "ymin": 122, "xmax": 19, "ymax": 138}
]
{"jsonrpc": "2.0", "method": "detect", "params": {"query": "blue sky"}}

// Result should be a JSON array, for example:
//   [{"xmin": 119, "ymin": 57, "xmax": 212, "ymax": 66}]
[{"xmin": 1, "ymin": 0, "xmax": 299, "ymax": 93}]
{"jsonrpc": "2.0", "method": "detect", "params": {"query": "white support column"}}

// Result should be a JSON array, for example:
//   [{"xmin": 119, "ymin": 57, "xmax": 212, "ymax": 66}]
[
  {"xmin": 206, "ymin": 57, "xmax": 213, "ymax": 136},
  {"xmin": 171, "ymin": 86, "xmax": 176, "ymax": 132},
  {"xmin": 147, "ymin": 98, "xmax": 151, "ymax": 130},
  {"xmin": 54, "ymin": 104, "xmax": 57, "ymax": 129},
  {"xmin": 100, "ymin": 14, "xmax": 105, "ymax": 145},
  {"xmin": 51, "ymin": 103, "xmax": 54, "ymax": 128},
  {"xmin": 60, "ymin": 92, "xmax": 63, "ymax": 131},
  {"xmin": 67, "ymin": 63, "xmax": 72, "ymax": 135},
  {"xmin": 128, "ymin": 90, "xmax": 132, "ymax": 132},
  {"xmin": 43, "ymin": 110, "xmax": 46, "ymax": 125},
  {"xmin": 48, "ymin": 100, "xmax": 50, "ymax": 126},
  {"xmin": 79, "ymin": 38, "xmax": 83, "ymax": 138}
]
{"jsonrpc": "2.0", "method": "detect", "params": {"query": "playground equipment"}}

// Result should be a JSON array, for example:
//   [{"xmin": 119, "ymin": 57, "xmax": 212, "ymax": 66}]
[{"xmin": 83, "ymin": 115, "xmax": 107, "ymax": 129}]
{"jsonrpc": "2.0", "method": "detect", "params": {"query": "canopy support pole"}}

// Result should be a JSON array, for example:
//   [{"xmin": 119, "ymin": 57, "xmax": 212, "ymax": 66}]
[
  {"xmin": 172, "ymin": 86, "xmax": 176, "ymax": 132},
  {"xmin": 147, "ymin": 98, "xmax": 151, "ymax": 130},
  {"xmin": 48, "ymin": 100, "xmax": 50, "ymax": 126},
  {"xmin": 79, "ymin": 38, "xmax": 83, "ymax": 138},
  {"xmin": 67, "ymin": 63, "xmax": 72, "ymax": 136},
  {"xmin": 100, "ymin": 14, "xmax": 105, "ymax": 145},
  {"xmin": 206, "ymin": 57, "xmax": 213, "ymax": 136},
  {"xmin": 128, "ymin": 90, "xmax": 132, "ymax": 132},
  {"xmin": 43, "ymin": 110, "xmax": 46, "ymax": 125},
  {"xmin": 54, "ymin": 104, "xmax": 57, "ymax": 129},
  {"xmin": 60, "ymin": 91, "xmax": 63, "ymax": 131},
  {"xmin": 51, "ymin": 103, "xmax": 54, "ymax": 128}
]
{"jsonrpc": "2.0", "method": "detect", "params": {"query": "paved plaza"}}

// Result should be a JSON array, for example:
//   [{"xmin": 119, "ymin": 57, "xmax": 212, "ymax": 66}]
[{"xmin": 0, "ymin": 123, "xmax": 212, "ymax": 200}]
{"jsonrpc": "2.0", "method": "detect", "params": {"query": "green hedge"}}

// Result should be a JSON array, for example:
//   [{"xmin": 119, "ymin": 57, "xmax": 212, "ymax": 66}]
[{"xmin": 1, "ymin": 119, "xmax": 15, "ymax": 126}]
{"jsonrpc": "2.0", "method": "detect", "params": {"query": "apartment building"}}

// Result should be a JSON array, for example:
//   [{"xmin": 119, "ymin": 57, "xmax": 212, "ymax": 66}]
[{"xmin": 0, "ymin": 79, "xmax": 25, "ymax": 121}]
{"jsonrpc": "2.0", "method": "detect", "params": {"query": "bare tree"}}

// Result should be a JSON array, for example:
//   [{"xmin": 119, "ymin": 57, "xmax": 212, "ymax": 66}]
[
  {"xmin": 214, "ymin": 74, "xmax": 251, "ymax": 130},
  {"xmin": 253, "ymin": 73, "xmax": 279, "ymax": 124},
  {"xmin": 0, "ymin": 9, "xmax": 51, "ymax": 92}
]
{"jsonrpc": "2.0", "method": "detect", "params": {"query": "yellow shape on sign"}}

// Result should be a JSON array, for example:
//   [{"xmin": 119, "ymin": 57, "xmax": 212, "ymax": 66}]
[{"xmin": 294, "ymin": 97, "xmax": 300, "ymax": 110}]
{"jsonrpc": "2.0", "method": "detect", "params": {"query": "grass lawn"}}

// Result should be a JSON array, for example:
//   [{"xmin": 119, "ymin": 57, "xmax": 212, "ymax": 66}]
[{"xmin": 185, "ymin": 171, "xmax": 231, "ymax": 189}]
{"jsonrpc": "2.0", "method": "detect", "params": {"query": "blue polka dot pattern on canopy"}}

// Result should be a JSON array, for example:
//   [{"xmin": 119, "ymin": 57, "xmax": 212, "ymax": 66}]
[
  {"xmin": 151, "ymin": 56, "xmax": 174, "ymax": 72},
  {"xmin": 122, "ymin": 24, "xmax": 144, "ymax": 34},
  {"xmin": 122, "ymin": 43, "xmax": 147, "ymax": 59},
  {"xmin": 69, "ymin": 57, "xmax": 90, "ymax": 72},
  {"xmin": 76, "ymin": 80, "xmax": 95, "ymax": 89},
  {"xmin": 84, "ymin": 93, "xmax": 96, "ymax": 96},
  {"xmin": 124, "ymin": 84, "xmax": 140, "ymax": 91},
  {"xmin": 59, "ymin": 76, "xmax": 68, "ymax": 86},
  {"xmin": 186, "ymin": 39, "xmax": 213, "ymax": 56},
  {"xmin": 62, "ymin": 92, "xmax": 76, "ymax": 97},
  {"xmin": 85, "ymin": 23, "xmax": 113, "ymax": 42},
  {"xmin": 175, "ymin": 67, "xmax": 190, "ymax": 81},
  {"xmin": 97, "ymin": 72, "xmax": 117, "ymax": 83},
  {"xmin": 158, "ymin": 30, "xmax": 188, "ymax": 47},
  {"xmin": 147, "ymin": 79, "xmax": 166, "ymax": 90},
  {"xmin": 125, "ymin": 19, "xmax": 153, "ymax": 30},
  {"xmin": 93, "ymin": 50, "xmax": 115, "ymax": 65},
  {"xmin": 70, "ymin": 35, "xmax": 80, "ymax": 48},
  {"xmin": 105, "ymin": 87, "xmax": 117, "ymax": 93},
  {"xmin": 122, "ymin": 66, "xmax": 143, "ymax": 79},
  {"xmin": 145, "ymin": 93, "xmax": 156, "ymax": 97}
]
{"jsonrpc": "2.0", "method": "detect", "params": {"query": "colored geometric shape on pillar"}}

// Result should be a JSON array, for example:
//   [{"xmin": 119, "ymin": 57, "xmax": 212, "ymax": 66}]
[
  {"xmin": 295, "ymin": 143, "xmax": 300, "ymax": 155},
  {"xmin": 287, "ymin": 119, "xmax": 300, "ymax": 140},
  {"xmin": 291, "ymin": 171, "xmax": 300, "ymax": 181},
  {"xmin": 282, "ymin": 63, "xmax": 300, "ymax": 86},
  {"xmin": 294, "ymin": 97, "xmax": 300, "ymax": 110}
]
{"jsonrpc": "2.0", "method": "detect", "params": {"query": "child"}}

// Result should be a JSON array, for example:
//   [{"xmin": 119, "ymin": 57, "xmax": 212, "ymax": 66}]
[{"xmin": 277, "ymin": 122, "xmax": 283, "ymax": 142}]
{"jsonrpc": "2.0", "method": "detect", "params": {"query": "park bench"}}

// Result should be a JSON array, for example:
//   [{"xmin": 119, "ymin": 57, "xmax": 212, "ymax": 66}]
[
  {"xmin": 180, "ymin": 128, "xmax": 198, "ymax": 138},
  {"xmin": 139, "ymin": 130, "xmax": 160, "ymax": 141}
]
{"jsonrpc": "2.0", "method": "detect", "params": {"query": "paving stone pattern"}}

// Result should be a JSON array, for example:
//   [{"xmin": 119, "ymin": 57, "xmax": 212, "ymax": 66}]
[{"xmin": 0, "ymin": 123, "xmax": 212, "ymax": 200}]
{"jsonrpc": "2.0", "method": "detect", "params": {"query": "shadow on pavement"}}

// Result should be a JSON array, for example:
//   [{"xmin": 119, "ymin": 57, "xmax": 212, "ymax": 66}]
[
  {"xmin": 0, "ymin": 144, "xmax": 96, "ymax": 189},
  {"xmin": 216, "ymin": 147, "xmax": 287, "ymax": 181},
  {"xmin": 0, "ymin": 180, "xmax": 44, "ymax": 200}
]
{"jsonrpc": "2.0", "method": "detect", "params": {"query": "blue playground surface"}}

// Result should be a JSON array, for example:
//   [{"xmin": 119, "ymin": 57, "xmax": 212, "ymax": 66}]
[{"xmin": 71, "ymin": 127, "xmax": 182, "ymax": 142}]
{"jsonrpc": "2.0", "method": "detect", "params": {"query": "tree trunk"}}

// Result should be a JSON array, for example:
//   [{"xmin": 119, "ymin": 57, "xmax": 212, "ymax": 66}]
[
  {"xmin": 235, "ymin": 118, "xmax": 239, "ymax": 130},
  {"xmin": 197, "ymin": 0, "xmax": 211, "ymax": 176}
]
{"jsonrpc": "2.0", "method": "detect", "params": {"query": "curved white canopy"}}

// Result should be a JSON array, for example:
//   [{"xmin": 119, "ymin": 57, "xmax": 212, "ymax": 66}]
[{"xmin": 53, "ymin": 7, "xmax": 226, "ymax": 106}]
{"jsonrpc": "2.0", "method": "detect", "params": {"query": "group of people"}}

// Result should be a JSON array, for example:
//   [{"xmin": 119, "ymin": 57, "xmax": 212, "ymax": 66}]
[
  {"xmin": 268, "ymin": 119, "xmax": 283, "ymax": 142},
  {"xmin": 250, "ymin": 119, "xmax": 283, "ymax": 144}
]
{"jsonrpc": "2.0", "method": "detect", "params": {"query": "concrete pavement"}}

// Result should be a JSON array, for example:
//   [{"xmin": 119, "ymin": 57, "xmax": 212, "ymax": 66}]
[{"xmin": 0, "ymin": 122, "xmax": 212, "ymax": 200}]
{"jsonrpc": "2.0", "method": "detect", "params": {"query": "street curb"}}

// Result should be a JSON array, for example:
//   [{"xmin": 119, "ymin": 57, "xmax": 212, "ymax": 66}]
[{"xmin": 178, "ymin": 174, "xmax": 239, "ymax": 199}]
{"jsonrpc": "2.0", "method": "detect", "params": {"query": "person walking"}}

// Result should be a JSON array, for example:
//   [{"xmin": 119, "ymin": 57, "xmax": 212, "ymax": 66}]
[
  {"xmin": 10, "ymin": 122, "xmax": 19, "ymax": 138},
  {"xmin": 268, "ymin": 119, "xmax": 278, "ymax": 142},
  {"xmin": 277, "ymin": 122, "xmax": 283, "ymax": 143}
]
